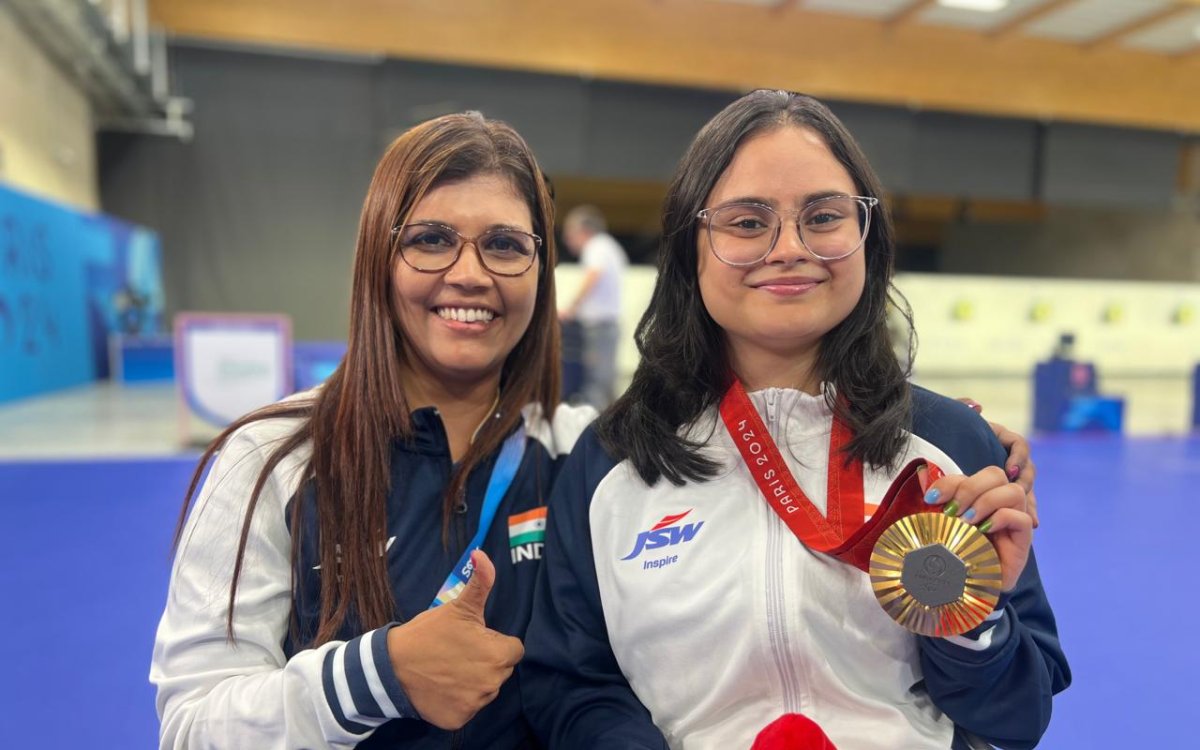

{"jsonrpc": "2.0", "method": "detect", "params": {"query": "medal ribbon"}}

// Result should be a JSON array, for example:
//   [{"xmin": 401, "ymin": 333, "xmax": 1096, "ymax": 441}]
[
  {"xmin": 429, "ymin": 426, "xmax": 526, "ymax": 608},
  {"xmin": 719, "ymin": 381, "xmax": 863, "ymax": 551},
  {"xmin": 720, "ymin": 381, "xmax": 950, "ymax": 572}
]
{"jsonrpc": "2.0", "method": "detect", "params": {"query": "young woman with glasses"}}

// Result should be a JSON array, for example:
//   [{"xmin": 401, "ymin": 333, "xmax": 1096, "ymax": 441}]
[
  {"xmin": 522, "ymin": 90, "xmax": 1070, "ymax": 749},
  {"xmin": 151, "ymin": 112, "xmax": 595, "ymax": 749}
]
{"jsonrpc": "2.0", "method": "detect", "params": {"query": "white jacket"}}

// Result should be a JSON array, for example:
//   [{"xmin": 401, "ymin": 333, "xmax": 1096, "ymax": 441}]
[{"xmin": 522, "ymin": 387, "xmax": 1070, "ymax": 750}]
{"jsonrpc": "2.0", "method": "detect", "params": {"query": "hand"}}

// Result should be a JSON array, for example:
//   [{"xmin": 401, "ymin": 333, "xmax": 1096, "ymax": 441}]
[
  {"xmin": 387, "ymin": 550, "xmax": 524, "ymax": 730},
  {"xmin": 956, "ymin": 397, "xmax": 1039, "ymax": 528},
  {"xmin": 923, "ymin": 467, "xmax": 1033, "ymax": 592}
]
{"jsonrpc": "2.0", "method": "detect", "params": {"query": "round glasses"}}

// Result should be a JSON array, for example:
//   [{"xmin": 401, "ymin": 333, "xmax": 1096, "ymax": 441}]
[
  {"xmin": 696, "ymin": 195, "xmax": 878, "ymax": 266},
  {"xmin": 392, "ymin": 222, "xmax": 542, "ymax": 276}
]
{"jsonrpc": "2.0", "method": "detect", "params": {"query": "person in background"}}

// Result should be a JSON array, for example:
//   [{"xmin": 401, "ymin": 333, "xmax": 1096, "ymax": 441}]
[
  {"xmin": 151, "ymin": 112, "xmax": 593, "ymax": 750},
  {"xmin": 560, "ymin": 204, "xmax": 629, "ymax": 409},
  {"xmin": 521, "ymin": 90, "xmax": 1069, "ymax": 750}
]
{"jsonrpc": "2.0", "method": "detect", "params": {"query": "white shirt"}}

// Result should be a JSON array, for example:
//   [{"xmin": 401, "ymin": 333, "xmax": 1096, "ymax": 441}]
[{"xmin": 576, "ymin": 232, "xmax": 627, "ymax": 323}]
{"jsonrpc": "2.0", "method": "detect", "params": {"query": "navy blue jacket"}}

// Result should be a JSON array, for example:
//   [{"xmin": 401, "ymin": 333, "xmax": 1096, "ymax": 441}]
[{"xmin": 152, "ymin": 402, "xmax": 593, "ymax": 750}]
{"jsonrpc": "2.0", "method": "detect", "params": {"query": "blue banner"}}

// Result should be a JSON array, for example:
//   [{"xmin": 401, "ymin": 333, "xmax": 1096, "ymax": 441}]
[
  {"xmin": 84, "ymin": 215, "xmax": 165, "ymax": 378},
  {"xmin": 0, "ymin": 184, "xmax": 163, "ymax": 404}
]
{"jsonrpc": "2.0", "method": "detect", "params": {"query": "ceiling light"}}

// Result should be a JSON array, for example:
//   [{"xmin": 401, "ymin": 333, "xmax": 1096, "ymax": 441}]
[{"xmin": 937, "ymin": 0, "xmax": 1010, "ymax": 12}]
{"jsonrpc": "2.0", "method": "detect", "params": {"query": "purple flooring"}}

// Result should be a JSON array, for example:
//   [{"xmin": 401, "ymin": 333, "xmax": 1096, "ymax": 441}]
[{"xmin": 1, "ymin": 436, "xmax": 1196, "ymax": 748}]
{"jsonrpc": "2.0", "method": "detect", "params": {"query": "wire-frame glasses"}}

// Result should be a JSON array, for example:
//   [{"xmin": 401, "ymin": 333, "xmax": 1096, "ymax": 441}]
[
  {"xmin": 696, "ymin": 195, "xmax": 878, "ymax": 266},
  {"xmin": 392, "ymin": 222, "xmax": 542, "ymax": 276}
]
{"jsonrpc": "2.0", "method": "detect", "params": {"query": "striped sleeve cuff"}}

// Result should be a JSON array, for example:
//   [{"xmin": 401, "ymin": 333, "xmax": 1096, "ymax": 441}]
[
  {"xmin": 931, "ymin": 593, "xmax": 1013, "ymax": 656},
  {"xmin": 321, "ymin": 625, "xmax": 416, "ymax": 734}
]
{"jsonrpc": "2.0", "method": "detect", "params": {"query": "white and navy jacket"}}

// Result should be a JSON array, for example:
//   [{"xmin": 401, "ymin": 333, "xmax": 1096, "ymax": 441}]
[
  {"xmin": 522, "ymin": 387, "xmax": 1070, "ymax": 750},
  {"xmin": 151, "ymin": 398, "xmax": 594, "ymax": 750}
]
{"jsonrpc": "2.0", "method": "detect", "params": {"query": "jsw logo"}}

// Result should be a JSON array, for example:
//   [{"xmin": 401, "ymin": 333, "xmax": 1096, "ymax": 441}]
[{"xmin": 620, "ymin": 510, "xmax": 704, "ymax": 561}]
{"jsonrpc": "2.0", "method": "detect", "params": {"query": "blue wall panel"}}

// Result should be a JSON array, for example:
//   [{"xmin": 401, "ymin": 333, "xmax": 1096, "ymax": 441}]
[{"xmin": 0, "ymin": 185, "xmax": 162, "ymax": 403}]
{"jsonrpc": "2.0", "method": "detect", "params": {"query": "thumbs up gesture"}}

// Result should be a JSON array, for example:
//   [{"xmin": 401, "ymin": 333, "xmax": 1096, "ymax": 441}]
[{"xmin": 386, "ymin": 550, "xmax": 526, "ymax": 730}]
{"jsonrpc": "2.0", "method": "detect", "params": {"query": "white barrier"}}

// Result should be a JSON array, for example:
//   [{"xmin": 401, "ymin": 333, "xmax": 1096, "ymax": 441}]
[{"xmin": 555, "ymin": 265, "xmax": 1200, "ymax": 435}]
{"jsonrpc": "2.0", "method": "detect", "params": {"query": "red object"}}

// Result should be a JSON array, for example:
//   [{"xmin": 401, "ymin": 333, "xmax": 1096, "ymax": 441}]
[
  {"xmin": 721, "ymin": 379, "xmax": 946, "ymax": 573},
  {"xmin": 720, "ymin": 381, "xmax": 864, "ymax": 551},
  {"xmin": 826, "ymin": 458, "xmax": 942, "ymax": 572},
  {"xmin": 751, "ymin": 714, "xmax": 838, "ymax": 750}
]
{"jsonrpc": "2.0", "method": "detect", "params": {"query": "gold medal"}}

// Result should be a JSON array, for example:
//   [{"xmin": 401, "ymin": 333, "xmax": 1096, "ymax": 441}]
[{"xmin": 869, "ymin": 513, "xmax": 1002, "ymax": 637}]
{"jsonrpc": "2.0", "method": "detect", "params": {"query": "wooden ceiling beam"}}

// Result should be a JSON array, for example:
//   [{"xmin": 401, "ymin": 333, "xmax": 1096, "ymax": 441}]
[
  {"xmin": 988, "ymin": 0, "xmax": 1077, "ymax": 39},
  {"xmin": 1084, "ymin": 4, "xmax": 1191, "ymax": 50},
  {"xmin": 886, "ymin": 0, "xmax": 938, "ymax": 28},
  {"xmin": 148, "ymin": 0, "xmax": 1200, "ymax": 134}
]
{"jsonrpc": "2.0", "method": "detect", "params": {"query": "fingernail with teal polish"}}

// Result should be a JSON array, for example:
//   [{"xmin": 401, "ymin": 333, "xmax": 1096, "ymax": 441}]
[
  {"xmin": 942, "ymin": 501, "xmax": 959, "ymax": 516},
  {"xmin": 963, "ymin": 508, "xmax": 977, "ymax": 521},
  {"xmin": 924, "ymin": 488, "xmax": 941, "ymax": 504}
]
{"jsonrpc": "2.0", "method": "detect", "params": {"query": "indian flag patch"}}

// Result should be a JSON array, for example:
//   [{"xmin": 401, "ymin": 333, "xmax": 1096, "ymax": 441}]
[
  {"xmin": 509, "ymin": 507, "xmax": 547, "ymax": 547},
  {"xmin": 508, "ymin": 507, "xmax": 547, "ymax": 564}
]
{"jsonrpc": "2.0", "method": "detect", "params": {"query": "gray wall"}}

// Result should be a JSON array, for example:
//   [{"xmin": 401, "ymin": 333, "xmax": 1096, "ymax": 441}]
[
  {"xmin": 100, "ymin": 47, "xmax": 379, "ymax": 339},
  {"xmin": 100, "ymin": 43, "xmax": 1193, "ymax": 339},
  {"xmin": 834, "ymin": 105, "xmax": 1040, "ymax": 201},
  {"xmin": 1042, "ymin": 123, "xmax": 1183, "ymax": 208},
  {"xmin": 942, "ymin": 206, "xmax": 1200, "ymax": 281},
  {"xmin": 100, "ymin": 46, "xmax": 740, "ymax": 338},
  {"xmin": 934, "ymin": 122, "xmax": 1195, "ymax": 282}
]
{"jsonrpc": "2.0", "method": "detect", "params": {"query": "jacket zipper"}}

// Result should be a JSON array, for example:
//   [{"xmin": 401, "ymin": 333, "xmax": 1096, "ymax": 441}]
[{"xmin": 763, "ymin": 390, "xmax": 802, "ymax": 713}]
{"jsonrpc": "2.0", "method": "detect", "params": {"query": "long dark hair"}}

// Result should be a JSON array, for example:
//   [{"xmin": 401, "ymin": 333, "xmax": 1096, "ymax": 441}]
[
  {"xmin": 173, "ymin": 112, "xmax": 560, "ymax": 645},
  {"xmin": 597, "ymin": 90, "xmax": 914, "ymax": 486}
]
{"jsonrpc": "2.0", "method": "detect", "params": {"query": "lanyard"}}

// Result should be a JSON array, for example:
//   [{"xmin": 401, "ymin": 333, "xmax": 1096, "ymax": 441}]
[
  {"xmin": 719, "ymin": 381, "xmax": 863, "ymax": 552},
  {"xmin": 429, "ymin": 425, "xmax": 526, "ymax": 608}
]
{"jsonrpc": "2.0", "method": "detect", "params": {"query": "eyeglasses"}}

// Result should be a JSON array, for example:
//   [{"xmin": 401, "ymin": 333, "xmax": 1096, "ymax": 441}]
[
  {"xmin": 391, "ymin": 222, "xmax": 542, "ymax": 276},
  {"xmin": 696, "ymin": 195, "xmax": 878, "ymax": 266}
]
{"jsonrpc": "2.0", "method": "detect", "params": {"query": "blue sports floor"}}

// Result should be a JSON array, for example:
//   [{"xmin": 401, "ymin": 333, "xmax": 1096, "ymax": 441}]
[{"xmin": 0, "ymin": 436, "xmax": 1196, "ymax": 748}]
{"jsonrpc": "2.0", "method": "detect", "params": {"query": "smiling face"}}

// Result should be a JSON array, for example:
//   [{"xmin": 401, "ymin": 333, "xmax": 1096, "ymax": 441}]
[
  {"xmin": 697, "ymin": 125, "xmax": 866, "ymax": 381},
  {"xmin": 391, "ymin": 172, "xmax": 540, "ymax": 390}
]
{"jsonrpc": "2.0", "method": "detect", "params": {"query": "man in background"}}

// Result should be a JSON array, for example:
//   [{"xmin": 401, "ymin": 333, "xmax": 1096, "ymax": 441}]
[{"xmin": 560, "ymin": 205, "xmax": 628, "ymax": 409}]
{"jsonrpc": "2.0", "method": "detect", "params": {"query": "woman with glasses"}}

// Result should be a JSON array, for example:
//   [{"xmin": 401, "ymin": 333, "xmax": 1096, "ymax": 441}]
[
  {"xmin": 151, "ymin": 112, "xmax": 594, "ymax": 749},
  {"xmin": 522, "ymin": 90, "xmax": 1070, "ymax": 749}
]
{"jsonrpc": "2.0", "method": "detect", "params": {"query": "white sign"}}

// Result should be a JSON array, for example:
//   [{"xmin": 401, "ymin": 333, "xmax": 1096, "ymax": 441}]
[{"xmin": 175, "ymin": 313, "xmax": 293, "ymax": 432}]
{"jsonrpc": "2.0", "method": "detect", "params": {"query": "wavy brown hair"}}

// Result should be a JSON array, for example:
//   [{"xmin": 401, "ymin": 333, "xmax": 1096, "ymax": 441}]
[
  {"xmin": 173, "ymin": 112, "xmax": 560, "ymax": 645},
  {"xmin": 597, "ymin": 90, "xmax": 914, "ymax": 485}
]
